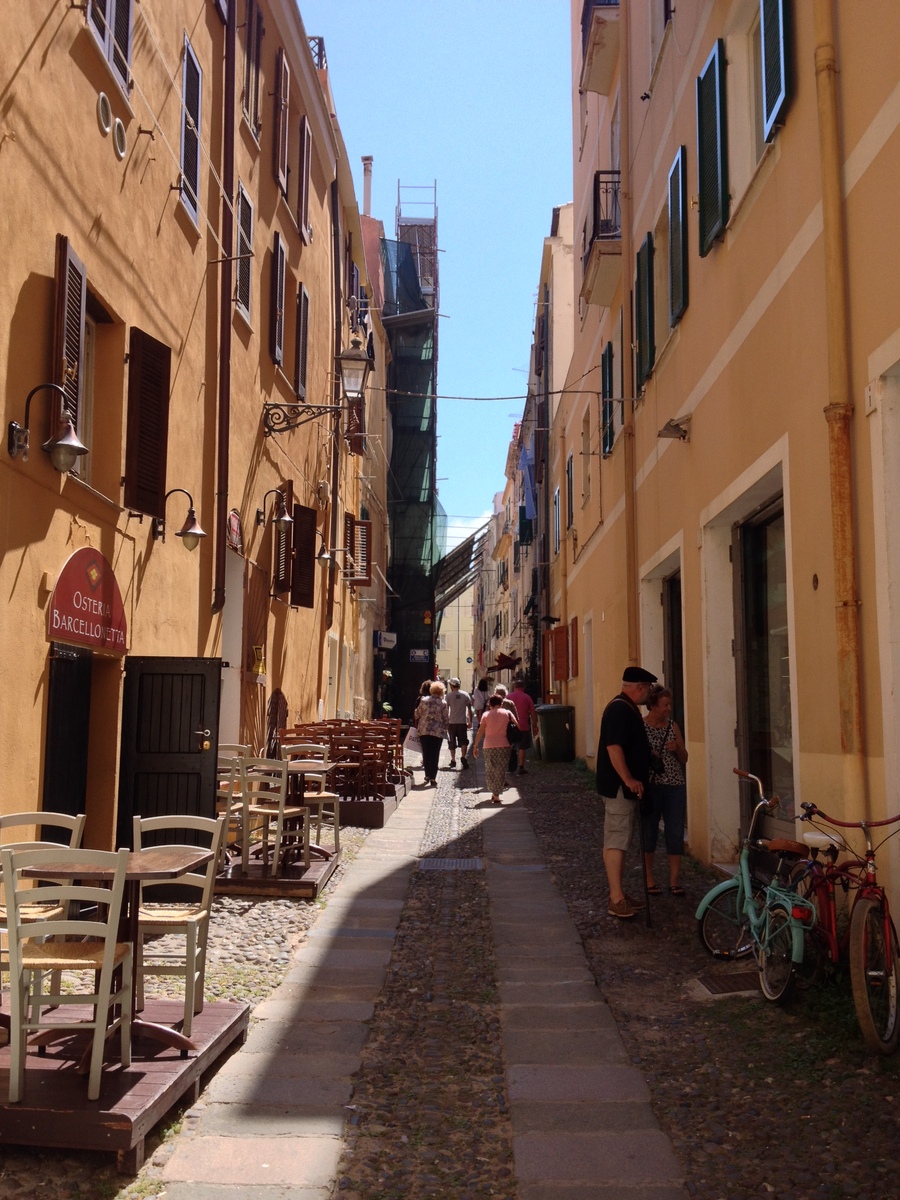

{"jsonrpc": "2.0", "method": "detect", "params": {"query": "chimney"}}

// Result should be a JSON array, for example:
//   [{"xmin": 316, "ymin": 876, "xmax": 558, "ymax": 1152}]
[{"xmin": 362, "ymin": 155, "xmax": 373, "ymax": 217}]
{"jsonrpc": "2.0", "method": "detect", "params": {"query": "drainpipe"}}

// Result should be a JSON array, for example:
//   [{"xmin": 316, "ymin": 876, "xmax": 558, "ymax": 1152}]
[
  {"xmin": 620, "ymin": 0, "xmax": 639, "ymax": 663},
  {"xmin": 212, "ymin": 2, "xmax": 236, "ymax": 614},
  {"xmin": 813, "ymin": 1, "xmax": 868, "ymax": 814}
]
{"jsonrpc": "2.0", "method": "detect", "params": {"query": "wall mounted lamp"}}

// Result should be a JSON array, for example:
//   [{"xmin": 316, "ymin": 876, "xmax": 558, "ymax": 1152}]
[
  {"xmin": 152, "ymin": 488, "xmax": 207, "ymax": 551},
  {"xmin": 657, "ymin": 415, "xmax": 692, "ymax": 442},
  {"xmin": 7, "ymin": 383, "xmax": 89, "ymax": 473},
  {"xmin": 316, "ymin": 531, "xmax": 350, "ymax": 570},
  {"xmin": 256, "ymin": 489, "xmax": 293, "ymax": 534},
  {"xmin": 262, "ymin": 337, "xmax": 373, "ymax": 436}
]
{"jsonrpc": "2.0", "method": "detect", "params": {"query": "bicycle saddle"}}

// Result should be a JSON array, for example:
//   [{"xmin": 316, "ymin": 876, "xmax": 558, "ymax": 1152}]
[{"xmin": 768, "ymin": 838, "xmax": 807, "ymax": 857}]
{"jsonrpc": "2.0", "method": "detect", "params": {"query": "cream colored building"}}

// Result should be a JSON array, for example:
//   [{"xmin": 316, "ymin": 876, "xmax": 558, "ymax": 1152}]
[
  {"xmin": 0, "ymin": 2, "xmax": 387, "ymax": 846},
  {"xmin": 543, "ymin": 0, "xmax": 900, "ymax": 876}
]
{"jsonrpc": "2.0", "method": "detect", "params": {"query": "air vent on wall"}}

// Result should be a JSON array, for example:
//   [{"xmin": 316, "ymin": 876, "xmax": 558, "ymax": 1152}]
[
  {"xmin": 113, "ymin": 117, "xmax": 127, "ymax": 160},
  {"xmin": 97, "ymin": 92, "xmax": 112, "ymax": 135}
]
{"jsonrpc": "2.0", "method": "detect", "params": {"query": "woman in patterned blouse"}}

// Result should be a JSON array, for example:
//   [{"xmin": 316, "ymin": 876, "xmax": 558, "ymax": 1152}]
[
  {"xmin": 414, "ymin": 680, "xmax": 449, "ymax": 787},
  {"xmin": 641, "ymin": 685, "xmax": 689, "ymax": 896}
]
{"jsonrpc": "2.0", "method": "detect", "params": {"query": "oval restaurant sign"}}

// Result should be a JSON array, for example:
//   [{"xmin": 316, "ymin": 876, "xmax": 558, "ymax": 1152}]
[{"xmin": 48, "ymin": 548, "xmax": 127, "ymax": 654}]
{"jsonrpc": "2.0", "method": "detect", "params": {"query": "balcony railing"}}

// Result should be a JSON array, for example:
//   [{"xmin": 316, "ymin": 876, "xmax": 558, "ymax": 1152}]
[
  {"xmin": 581, "ymin": 0, "xmax": 620, "ymax": 56},
  {"xmin": 583, "ymin": 170, "xmax": 621, "ymax": 271}
]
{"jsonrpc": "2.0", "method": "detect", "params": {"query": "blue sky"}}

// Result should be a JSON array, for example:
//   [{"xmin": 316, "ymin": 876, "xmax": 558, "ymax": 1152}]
[{"xmin": 298, "ymin": 0, "xmax": 573, "ymax": 549}]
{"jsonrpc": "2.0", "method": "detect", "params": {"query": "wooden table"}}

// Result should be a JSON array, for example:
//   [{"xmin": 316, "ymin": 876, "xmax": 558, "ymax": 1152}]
[{"xmin": 21, "ymin": 845, "xmax": 213, "ymax": 1058}]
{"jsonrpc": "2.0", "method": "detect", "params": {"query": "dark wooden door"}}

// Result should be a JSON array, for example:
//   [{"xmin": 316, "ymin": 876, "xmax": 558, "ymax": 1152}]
[
  {"xmin": 116, "ymin": 656, "xmax": 221, "ymax": 848},
  {"xmin": 42, "ymin": 643, "xmax": 93, "ymax": 841}
]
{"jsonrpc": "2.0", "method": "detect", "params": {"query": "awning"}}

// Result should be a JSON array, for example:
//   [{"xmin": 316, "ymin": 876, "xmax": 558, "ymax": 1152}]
[{"xmin": 434, "ymin": 523, "xmax": 489, "ymax": 613}]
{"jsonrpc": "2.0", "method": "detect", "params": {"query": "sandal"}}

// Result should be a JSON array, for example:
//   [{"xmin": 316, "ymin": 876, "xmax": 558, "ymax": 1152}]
[
  {"xmin": 669, "ymin": 885, "xmax": 686, "ymax": 896},
  {"xmin": 646, "ymin": 884, "xmax": 663, "ymax": 896}
]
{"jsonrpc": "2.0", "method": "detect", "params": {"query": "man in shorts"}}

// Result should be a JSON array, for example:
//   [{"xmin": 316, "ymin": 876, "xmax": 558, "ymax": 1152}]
[
  {"xmin": 596, "ymin": 666, "xmax": 657, "ymax": 918},
  {"xmin": 506, "ymin": 677, "xmax": 538, "ymax": 775},
  {"xmin": 445, "ymin": 678, "xmax": 473, "ymax": 768}
]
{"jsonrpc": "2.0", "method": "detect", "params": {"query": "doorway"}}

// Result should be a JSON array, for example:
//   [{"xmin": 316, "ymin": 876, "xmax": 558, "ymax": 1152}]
[
  {"xmin": 662, "ymin": 570, "xmax": 684, "ymax": 731},
  {"xmin": 42, "ymin": 643, "xmax": 93, "ymax": 838},
  {"xmin": 734, "ymin": 499, "xmax": 793, "ymax": 824}
]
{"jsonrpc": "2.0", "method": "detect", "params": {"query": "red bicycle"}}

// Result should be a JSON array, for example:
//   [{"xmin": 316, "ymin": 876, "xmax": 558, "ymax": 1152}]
[{"xmin": 793, "ymin": 801, "xmax": 900, "ymax": 1053}]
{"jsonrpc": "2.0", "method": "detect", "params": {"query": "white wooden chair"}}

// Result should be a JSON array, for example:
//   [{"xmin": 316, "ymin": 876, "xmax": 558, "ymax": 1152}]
[
  {"xmin": 282, "ymin": 743, "xmax": 341, "ymax": 856},
  {"xmin": 239, "ymin": 757, "xmax": 309, "ymax": 875},
  {"xmin": 132, "ymin": 814, "xmax": 227, "ymax": 1036},
  {"xmin": 1, "ymin": 845, "xmax": 132, "ymax": 1103}
]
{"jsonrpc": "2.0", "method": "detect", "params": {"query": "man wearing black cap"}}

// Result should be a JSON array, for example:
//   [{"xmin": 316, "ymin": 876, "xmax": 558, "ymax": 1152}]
[{"xmin": 596, "ymin": 666, "xmax": 658, "ymax": 918}]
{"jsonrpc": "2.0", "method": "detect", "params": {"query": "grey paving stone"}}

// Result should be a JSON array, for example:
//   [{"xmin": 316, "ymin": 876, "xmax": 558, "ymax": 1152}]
[
  {"xmin": 499, "ymin": 981, "xmax": 602, "ymax": 1004},
  {"xmin": 492, "ymin": 925, "xmax": 582, "ymax": 947},
  {"xmin": 243, "ymin": 1020, "xmax": 369, "ymax": 1056},
  {"xmin": 195, "ymin": 1102, "xmax": 346, "ymax": 1138},
  {"xmin": 495, "ymin": 947, "xmax": 592, "ymax": 965},
  {"xmin": 514, "ymin": 1130, "xmax": 684, "ymax": 1185},
  {"xmin": 497, "ymin": 965, "xmax": 596, "ymax": 984},
  {"xmin": 162, "ymin": 1133, "xmax": 341, "ymax": 1187},
  {"xmin": 519, "ymin": 1185, "xmax": 689, "ymax": 1200},
  {"xmin": 503, "ymin": 1028, "xmax": 629, "ymax": 1065},
  {"xmin": 215, "ymin": 1048, "xmax": 361, "ymax": 1079},
  {"xmin": 503, "ymin": 1003, "xmax": 616, "ymax": 1030},
  {"xmin": 282, "ymin": 964, "xmax": 387, "ymax": 987},
  {"xmin": 306, "ymin": 925, "xmax": 397, "ymax": 938},
  {"xmin": 203, "ymin": 1073, "xmax": 353, "ymax": 1107},
  {"xmin": 511, "ymin": 1099, "xmax": 660, "ymax": 1134},
  {"xmin": 162, "ymin": 1187, "xmax": 329, "ymax": 1200},
  {"xmin": 251, "ymin": 999, "xmax": 375, "ymax": 1022},
  {"xmin": 508, "ymin": 1064, "xmax": 650, "ymax": 1103}
]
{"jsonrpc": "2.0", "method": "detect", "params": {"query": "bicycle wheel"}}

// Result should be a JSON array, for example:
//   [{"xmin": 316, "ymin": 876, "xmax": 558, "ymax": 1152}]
[
  {"xmin": 849, "ymin": 896, "xmax": 900, "ymax": 1054},
  {"xmin": 758, "ymin": 905, "xmax": 796, "ymax": 1002},
  {"xmin": 697, "ymin": 883, "xmax": 754, "ymax": 959}
]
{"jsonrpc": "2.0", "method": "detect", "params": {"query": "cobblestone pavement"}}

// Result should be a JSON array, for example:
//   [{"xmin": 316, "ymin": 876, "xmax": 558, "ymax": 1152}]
[{"xmin": 5, "ymin": 759, "xmax": 900, "ymax": 1199}]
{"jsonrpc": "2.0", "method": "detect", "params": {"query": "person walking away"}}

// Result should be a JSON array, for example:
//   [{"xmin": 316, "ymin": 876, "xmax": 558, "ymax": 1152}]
[
  {"xmin": 642, "ymin": 684, "xmax": 689, "ymax": 895},
  {"xmin": 472, "ymin": 695, "xmax": 519, "ymax": 804},
  {"xmin": 445, "ymin": 678, "xmax": 474, "ymax": 769},
  {"xmin": 506, "ymin": 677, "xmax": 538, "ymax": 775},
  {"xmin": 596, "ymin": 666, "xmax": 656, "ymax": 919},
  {"xmin": 414, "ymin": 681, "xmax": 449, "ymax": 787},
  {"xmin": 471, "ymin": 678, "xmax": 489, "ymax": 738}
]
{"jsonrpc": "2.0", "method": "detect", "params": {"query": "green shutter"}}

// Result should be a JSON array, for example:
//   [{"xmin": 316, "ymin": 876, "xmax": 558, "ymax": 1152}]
[
  {"xmin": 696, "ymin": 40, "xmax": 729, "ymax": 257},
  {"xmin": 635, "ymin": 233, "xmax": 655, "ymax": 389},
  {"xmin": 601, "ymin": 341, "xmax": 614, "ymax": 455},
  {"xmin": 668, "ymin": 146, "xmax": 688, "ymax": 324},
  {"xmin": 760, "ymin": 0, "xmax": 790, "ymax": 141},
  {"xmin": 270, "ymin": 232, "xmax": 286, "ymax": 367}
]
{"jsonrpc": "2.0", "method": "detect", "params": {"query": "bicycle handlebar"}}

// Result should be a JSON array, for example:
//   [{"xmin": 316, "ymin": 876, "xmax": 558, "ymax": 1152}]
[{"xmin": 800, "ymin": 801, "xmax": 900, "ymax": 829}]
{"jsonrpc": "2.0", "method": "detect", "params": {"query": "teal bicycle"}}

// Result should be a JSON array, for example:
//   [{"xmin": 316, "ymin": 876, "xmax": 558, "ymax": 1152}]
[{"xmin": 696, "ymin": 768, "xmax": 816, "ymax": 1001}]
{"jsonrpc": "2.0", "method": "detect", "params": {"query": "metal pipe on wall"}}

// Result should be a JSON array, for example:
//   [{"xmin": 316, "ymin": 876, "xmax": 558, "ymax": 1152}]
[
  {"xmin": 620, "ymin": 0, "xmax": 639, "ymax": 665},
  {"xmin": 813, "ymin": 0, "xmax": 869, "ymax": 815}
]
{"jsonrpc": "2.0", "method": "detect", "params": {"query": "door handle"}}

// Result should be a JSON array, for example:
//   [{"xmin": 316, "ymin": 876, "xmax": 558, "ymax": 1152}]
[{"xmin": 195, "ymin": 728, "xmax": 211, "ymax": 751}]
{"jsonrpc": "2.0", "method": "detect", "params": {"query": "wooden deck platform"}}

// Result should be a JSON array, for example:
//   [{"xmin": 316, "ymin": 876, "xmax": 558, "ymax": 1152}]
[
  {"xmin": 215, "ymin": 846, "xmax": 341, "ymax": 898},
  {"xmin": 0, "ymin": 998, "xmax": 249, "ymax": 1173}
]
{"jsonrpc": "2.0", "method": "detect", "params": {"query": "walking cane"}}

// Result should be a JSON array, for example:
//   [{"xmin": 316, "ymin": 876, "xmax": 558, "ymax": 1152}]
[{"xmin": 636, "ymin": 796, "xmax": 652, "ymax": 929}]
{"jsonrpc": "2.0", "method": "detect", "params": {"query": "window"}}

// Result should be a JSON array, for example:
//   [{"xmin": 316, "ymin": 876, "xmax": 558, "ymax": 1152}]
[
  {"xmin": 668, "ymin": 146, "xmax": 688, "ymax": 324},
  {"xmin": 272, "ymin": 480, "xmax": 293, "ymax": 594},
  {"xmin": 565, "ymin": 453, "xmax": 575, "ymax": 529},
  {"xmin": 270, "ymin": 232, "xmax": 286, "ymax": 366},
  {"xmin": 553, "ymin": 488, "xmax": 561, "ymax": 554},
  {"xmin": 696, "ymin": 39, "xmax": 729, "ymax": 256},
  {"xmin": 180, "ymin": 38, "xmax": 202, "ymax": 222},
  {"xmin": 653, "ymin": 205, "xmax": 669, "ymax": 349},
  {"xmin": 273, "ymin": 47, "xmax": 290, "ymax": 194},
  {"xmin": 297, "ymin": 115, "xmax": 312, "ymax": 241},
  {"xmin": 635, "ymin": 233, "xmax": 655, "ymax": 389},
  {"xmin": 88, "ymin": 0, "xmax": 133, "ymax": 91},
  {"xmin": 551, "ymin": 624, "xmax": 569, "ymax": 683},
  {"xmin": 601, "ymin": 341, "xmax": 614, "ymax": 455},
  {"xmin": 290, "ymin": 504, "xmax": 318, "ymax": 608},
  {"xmin": 343, "ymin": 512, "xmax": 372, "ymax": 587},
  {"xmin": 242, "ymin": 0, "xmax": 263, "ymax": 136},
  {"xmin": 569, "ymin": 616, "xmax": 579, "ymax": 677},
  {"xmin": 294, "ymin": 284, "xmax": 309, "ymax": 399},
  {"xmin": 235, "ymin": 184, "xmax": 253, "ymax": 320},
  {"xmin": 124, "ymin": 328, "xmax": 171, "ymax": 518},
  {"xmin": 760, "ymin": 0, "xmax": 790, "ymax": 141}
]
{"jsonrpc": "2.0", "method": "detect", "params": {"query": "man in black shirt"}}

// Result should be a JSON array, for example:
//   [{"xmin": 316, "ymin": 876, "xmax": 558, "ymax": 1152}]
[{"xmin": 596, "ymin": 666, "xmax": 657, "ymax": 918}]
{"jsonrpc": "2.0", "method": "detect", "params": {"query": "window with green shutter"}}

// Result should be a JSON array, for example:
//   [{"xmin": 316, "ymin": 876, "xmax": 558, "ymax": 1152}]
[
  {"xmin": 270, "ymin": 232, "xmax": 286, "ymax": 366},
  {"xmin": 696, "ymin": 40, "xmax": 729, "ymax": 257},
  {"xmin": 668, "ymin": 146, "xmax": 688, "ymax": 324},
  {"xmin": 635, "ymin": 233, "xmax": 655, "ymax": 389},
  {"xmin": 180, "ymin": 38, "xmax": 202, "ymax": 222},
  {"xmin": 294, "ymin": 284, "xmax": 309, "ymax": 399},
  {"xmin": 601, "ymin": 341, "xmax": 614, "ymax": 456},
  {"xmin": 273, "ymin": 48, "xmax": 290, "ymax": 194},
  {"xmin": 236, "ymin": 185, "xmax": 253, "ymax": 319},
  {"xmin": 760, "ymin": 0, "xmax": 790, "ymax": 141}
]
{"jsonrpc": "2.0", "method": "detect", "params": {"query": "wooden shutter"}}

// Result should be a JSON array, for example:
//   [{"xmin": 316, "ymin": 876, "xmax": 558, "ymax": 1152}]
[
  {"xmin": 551, "ymin": 624, "xmax": 569, "ymax": 683},
  {"xmin": 696, "ymin": 39, "xmax": 729, "ymax": 257},
  {"xmin": 274, "ymin": 47, "xmax": 290, "ymax": 193},
  {"xmin": 111, "ymin": 0, "xmax": 133, "ymax": 87},
  {"xmin": 297, "ymin": 115, "xmax": 312, "ymax": 239},
  {"xmin": 124, "ymin": 328, "xmax": 171, "ymax": 518},
  {"xmin": 343, "ymin": 512, "xmax": 356, "ymax": 573},
  {"xmin": 294, "ymin": 284, "xmax": 309, "ymax": 398},
  {"xmin": 566, "ymin": 454, "xmax": 574, "ymax": 528},
  {"xmin": 345, "ymin": 397, "xmax": 365, "ymax": 456},
  {"xmin": 236, "ymin": 185, "xmax": 253, "ymax": 317},
  {"xmin": 270, "ymin": 231, "xmax": 286, "ymax": 366},
  {"xmin": 181, "ymin": 39, "xmax": 202, "ymax": 219},
  {"xmin": 349, "ymin": 520, "xmax": 372, "ymax": 587},
  {"xmin": 243, "ymin": 0, "xmax": 263, "ymax": 133},
  {"xmin": 635, "ymin": 233, "xmax": 655, "ymax": 389},
  {"xmin": 569, "ymin": 617, "xmax": 578, "ymax": 677},
  {"xmin": 273, "ymin": 479, "xmax": 293, "ymax": 594},
  {"xmin": 289, "ymin": 504, "xmax": 317, "ymax": 608},
  {"xmin": 761, "ymin": 0, "xmax": 790, "ymax": 141},
  {"xmin": 53, "ymin": 235, "xmax": 86, "ymax": 428},
  {"xmin": 601, "ymin": 341, "xmax": 614, "ymax": 455},
  {"xmin": 668, "ymin": 146, "xmax": 688, "ymax": 324}
]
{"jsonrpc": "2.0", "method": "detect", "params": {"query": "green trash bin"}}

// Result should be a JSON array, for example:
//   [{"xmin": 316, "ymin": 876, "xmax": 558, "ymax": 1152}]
[{"xmin": 536, "ymin": 704, "xmax": 575, "ymax": 762}]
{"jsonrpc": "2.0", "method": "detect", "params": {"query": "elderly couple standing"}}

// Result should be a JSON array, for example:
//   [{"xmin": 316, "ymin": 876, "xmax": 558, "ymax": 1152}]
[{"xmin": 596, "ymin": 666, "xmax": 688, "ymax": 919}]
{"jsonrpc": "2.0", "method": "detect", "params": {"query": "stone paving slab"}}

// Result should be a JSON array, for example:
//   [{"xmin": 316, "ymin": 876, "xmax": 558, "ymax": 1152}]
[
  {"xmin": 281, "ymin": 963, "xmax": 387, "ymax": 986},
  {"xmin": 194, "ymin": 1103, "xmax": 346, "ymax": 1138},
  {"xmin": 242, "ymin": 1020, "xmax": 369, "ymax": 1056},
  {"xmin": 202, "ymin": 1074, "xmax": 352, "ymax": 1107},
  {"xmin": 162, "ymin": 1186, "xmax": 328, "ymax": 1200},
  {"xmin": 287, "ymin": 946, "xmax": 394, "ymax": 968},
  {"xmin": 497, "ymin": 965, "xmax": 596, "ymax": 984},
  {"xmin": 215, "ymin": 1048, "xmax": 362, "ymax": 1079},
  {"xmin": 508, "ymin": 1064, "xmax": 650, "ymax": 1104},
  {"xmin": 511, "ymin": 1100, "xmax": 660, "ymax": 1134},
  {"xmin": 514, "ymin": 1130, "xmax": 684, "ymax": 1185},
  {"xmin": 503, "ymin": 1003, "xmax": 617, "ymax": 1030},
  {"xmin": 498, "ymin": 980, "xmax": 603, "ymax": 1004},
  {"xmin": 250, "ymin": 999, "xmax": 375, "ymax": 1022},
  {"xmin": 162, "ymin": 1134, "xmax": 341, "ymax": 1187},
  {"xmin": 520, "ymin": 1186, "xmax": 690, "ymax": 1200},
  {"xmin": 503, "ymin": 1028, "xmax": 629, "ymax": 1064}
]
